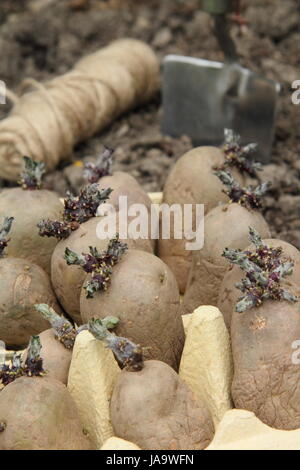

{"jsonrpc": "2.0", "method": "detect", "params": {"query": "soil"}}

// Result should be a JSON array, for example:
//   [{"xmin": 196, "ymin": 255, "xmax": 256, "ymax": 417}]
[{"xmin": 0, "ymin": 0, "xmax": 299, "ymax": 248}]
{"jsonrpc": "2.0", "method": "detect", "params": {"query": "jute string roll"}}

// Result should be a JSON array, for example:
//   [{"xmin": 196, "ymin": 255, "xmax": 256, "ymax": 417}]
[{"xmin": 0, "ymin": 39, "xmax": 160, "ymax": 181}]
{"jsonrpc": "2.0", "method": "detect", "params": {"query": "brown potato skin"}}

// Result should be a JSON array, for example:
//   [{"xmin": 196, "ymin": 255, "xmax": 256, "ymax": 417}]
[
  {"xmin": 110, "ymin": 360, "xmax": 214, "ymax": 450},
  {"xmin": 218, "ymin": 239, "xmax": 300, "ymax": 330},
  {"xmin": 231, "ymin": 295, "xmax": 300, "ymax": 429},
  {"xmin": 0, "ymin": 188, "xmax": 62, "ymax": 275},
  {"xmin": 158, "ymin": 147, "xmax": 245, "ymax": 293},
  {"xmin": 98, "ymin": 171, "xmax": 157, "ymax": 250},
  {"xmin": 51, "ymin": 216, "xmax": 153, "ymax": 325},
  {"xmin": 23, "ymin": 329, "xmax": 72, "ymax": 385},
  {"xmin": 0, "ymin": 376, "xmax": 92, "ymax": 450},
  {"xmin": 80, "ymin": 250, "xmax": 184, "ymax": 371},
  {"xmin": 98, "ymin": 171, "xmax": 153, "ymax": 213},
  {"xmin": 181, "ymin": 203, "xmax": 270, "ymax": 315},
  {"xmin": 0, "ymin": 258, "xmax": 62, "ymax": 349}
]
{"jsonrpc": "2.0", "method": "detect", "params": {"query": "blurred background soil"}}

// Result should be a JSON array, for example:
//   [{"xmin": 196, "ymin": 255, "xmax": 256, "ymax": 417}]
[{"xmin": 0, "ymin": 0, "xmax": 299, "ymax": 247}]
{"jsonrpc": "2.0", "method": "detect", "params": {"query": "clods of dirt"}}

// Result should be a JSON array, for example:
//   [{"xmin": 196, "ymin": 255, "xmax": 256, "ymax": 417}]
[{"xmin": 0, "ymin": 0, "xmax": 299, "ymax": 247}]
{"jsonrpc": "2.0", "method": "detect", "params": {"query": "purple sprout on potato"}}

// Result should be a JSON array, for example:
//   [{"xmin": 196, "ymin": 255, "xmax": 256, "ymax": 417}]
[
  {"xmin": 83, "ymin": 267, "xmax": 112, "ymax": 298},
  {"xmin": 37, "ymin": 219, "xmax": 79, "ymax": 239},
  {"xmin": 87, "ymin": 317, "xmax": 144, "ymax": 372},
  {"xmin": 24, "ymin": 335, "xmax": 45, "ymax": 377},
  {"xmin": 64, "ymin": 235, "xmax": 128, "ymax": 298},
  {"xmin": 0, "ymin": 336, "xmax": 45, "ymax": 388},
  {"xmin": 35, "ymin": 304, "xmax": 76, "ymax": 350},
  {"xmin": 63, "ymin": 184, "xmax": 112, "ymax": 224},
  {"xmin": 107, "ymin": 336, "xmax": 144, "ymax": 372},
  {"xmin": 0, "ymin": 216, "xmax": 14, "ymax": 257},
  {"xmin": 18, "ymin": 156, "xmax": 46, "ymax": 190},
  {"xmin": 0, "ymin": 353, "xmax": 23, "ymax": 387},
  {"xmin": 84, "ymin": 147, "xmax": 114, "ymax": 183},
  {"xmin": 104, "ymin": 235, "xmax": 129, "ymax": 266},
  {"xmin": 38, "ymin": 184, "xmax": 112, "ymax": 240},
  {"xmin": 220, "ymin": 129, "xmax": 262, "ymax": 178},
  {"xmin": 223, "ymin": 227, "xmax": 298, "ymax": 312},
  {"xmin": 214, "ymin": 169, "xmax": 270, "ymax": 210}
]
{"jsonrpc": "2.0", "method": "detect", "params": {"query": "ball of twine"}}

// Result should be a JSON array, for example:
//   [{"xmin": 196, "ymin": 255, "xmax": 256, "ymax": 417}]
[{"xmin": 0, "ymin": 39, "xmax": 160, "ymax": 181}]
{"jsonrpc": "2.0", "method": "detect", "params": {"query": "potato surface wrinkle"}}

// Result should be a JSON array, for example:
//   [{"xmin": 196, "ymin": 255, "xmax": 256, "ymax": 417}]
[
  {"xmin": 231, "ymin": 292, "xmax": 300, "ymax": 429},
  {"xmin": 232, "ymin": 355, "xmax": 300, "ymax": 429},
  {"xmin": 13, "ymin": 272, "xmax": 32, "ymax": 304}
]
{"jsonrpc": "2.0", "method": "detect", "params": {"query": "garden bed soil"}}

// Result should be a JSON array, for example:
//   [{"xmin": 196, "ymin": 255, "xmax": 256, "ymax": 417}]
[{"xmin": 0, "ymin": 0, "xmax": 299, "ymax": 247}]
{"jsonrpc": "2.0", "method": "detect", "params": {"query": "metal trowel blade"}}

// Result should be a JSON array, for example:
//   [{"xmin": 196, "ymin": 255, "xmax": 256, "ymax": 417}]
[{"xmin": 162, "ymin": 55, "xmax": 280, "ymax": 163}]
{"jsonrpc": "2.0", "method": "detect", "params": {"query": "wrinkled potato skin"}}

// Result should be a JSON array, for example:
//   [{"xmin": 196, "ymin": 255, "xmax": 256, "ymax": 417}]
[
  {"xmin": 0, "ymin": 377, "xmax": 92, "ymax": 450},
  {"xmin": 23, "ymin": 329, "xmax": 72, "ymax": 385},
  {"xmin": 51, "ymin": 216, "xmax": 152, "ymax": 325},
  {"xmin": 231, "ymin": 293, "xmax": 300, "ymax": 430},
  {"xmin": 158, "ymin": 147, "xmax": 245, "ymax": 293},
  {"xmin": 80, "ymin": 250, "xmax": 184, "ymax": 371},
  {"xmin": 181, "ymin": 204, "xmax": 270, "ymax": 315},
  {"xmin": 0, "ymin": 258, "xmax": 62, "ymax": 348},
  {"xmin": 218, "ymin": 239, "xmax": 300, "ymax": 330},
  {"xmin": 98, "ymin": 171, "xmax": 157, "ymax": 250},
  {"xmin": 110, "ymin": 360, "xmax": 214, "ymax": 450},
  {"xmin": 0, "ymin": 188, "xmax": 62, "ymax": 275}
]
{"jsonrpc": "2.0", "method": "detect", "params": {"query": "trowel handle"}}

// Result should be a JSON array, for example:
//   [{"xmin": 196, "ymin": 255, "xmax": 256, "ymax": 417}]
[
  {"xmin": 213, "ymin": 15, "xmax": 238, "ymax": 62},
  {"xmin": 202, "ymin": 0, "xmax": 239, "ymax": 63},
  {"xmin": 201, "ymin": 0, "xmax": 235, "ymax": 15}
]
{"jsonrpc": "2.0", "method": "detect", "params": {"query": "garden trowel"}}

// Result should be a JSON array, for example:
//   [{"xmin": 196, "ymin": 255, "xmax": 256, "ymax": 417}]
[{"xmin": 162, "ymin": 0, "xmax": 280, "ymax": 162}]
